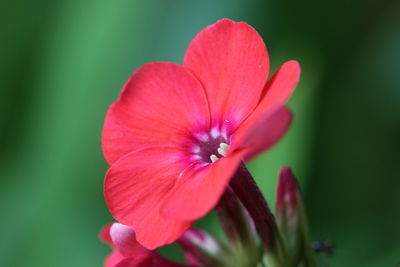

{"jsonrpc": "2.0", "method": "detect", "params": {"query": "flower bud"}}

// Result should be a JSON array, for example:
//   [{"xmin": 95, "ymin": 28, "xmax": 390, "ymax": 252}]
[
  {"xmin": 277, "ymin": 167, "xmax": 300, "ymax": 218},
  {"xmin": 177, "ymin": 229, "xmax": 226, "ymax": 266},
  {"xmin": 276, "ymin": 167, "xmax": 318, "ymax": 267},
  {"xmin": 229, "ymin": 163, "xmax": 288, "ymax": 266},
  {"xmin": 216, "ymin": 188, "xmax": 257, "ymax": 246},
  {"xmin": 216, "ymin": 188, "xmax": 262, "ymax": 266}
]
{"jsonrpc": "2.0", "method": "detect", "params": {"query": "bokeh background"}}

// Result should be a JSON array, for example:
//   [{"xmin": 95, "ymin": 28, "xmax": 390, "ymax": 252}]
[{"xmin": 1, "ymin": 0, "xmax": 399, "ymax": 266}]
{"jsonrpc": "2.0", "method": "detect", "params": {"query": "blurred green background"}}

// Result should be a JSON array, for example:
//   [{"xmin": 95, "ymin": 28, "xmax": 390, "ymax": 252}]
[{"xmin": 1, "ymin": 0, "xmax": 399, "ymax": 266}]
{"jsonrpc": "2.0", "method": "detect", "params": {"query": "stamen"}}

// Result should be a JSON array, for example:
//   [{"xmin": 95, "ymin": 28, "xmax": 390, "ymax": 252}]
[
  {"xmin": 217, "ymin": 143, "xmax": 229, "ymax": 156},
  {"xmin": 190, "ymin": 128, "xmax": 231, "ymax": 165},
  {"xmin": 210, "ymin": 154, "xmax": 219, "ymax": 163}
]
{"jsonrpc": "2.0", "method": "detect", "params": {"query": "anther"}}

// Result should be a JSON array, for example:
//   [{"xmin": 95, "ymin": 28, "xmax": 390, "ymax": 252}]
[
  {"xmin": 217, "ymin": 143, "xmax": 229, "ymax": 157},
  {"xmin": 210, "ymin": 154, "xmax": 219, "ymax": 163}
]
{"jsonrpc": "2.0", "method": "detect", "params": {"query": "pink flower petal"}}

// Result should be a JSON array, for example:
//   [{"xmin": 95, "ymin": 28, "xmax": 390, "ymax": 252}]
[
  {"xmin": 258, "ymin": 60, "xmax": 300, "ymax": 111},
  {"xmin": 111, "ymin": 253, "xmax": 185, "ymax": 267},
  {"xmin": 102, "ymin": 62, "xmax": 210, "ymax": 165},
  {"xmin": 114, "ymin": 257, "xmax": 151, "ymax": 267},
  {"xmin": 230, "ymin": 61, "xmax": 300, "ymax": 160},
  {"xmin": 111, "ymin": 254, "xmax": 184, "ymax": 267},
  {"xmin": 162, "ymin": 150, "xmax": 246, "ymax": 221},
  {"xmin": 110, "ymin": 223, "xmax": 152, "ymax": 260},
  {"xmin": 184, "ymin": 19, "xmax": 269, "ymax": 126},
  {"xmin": 100, "ymin": 223, "xmax": 114, "ymax": 246},
  {"xmin": 232, "ymin": 106, "xmax": 293, "ymax": 160},
  {"xmin": 105, "ymin": 251, "xmax": 125, "ymax": 267},
  {"xmin": 152, "ymin": 255, "xmax": 187, "ymax": 267},
  {"xmin": 104, "ymin": 147, "xmax": 192, "ymax": 249}
]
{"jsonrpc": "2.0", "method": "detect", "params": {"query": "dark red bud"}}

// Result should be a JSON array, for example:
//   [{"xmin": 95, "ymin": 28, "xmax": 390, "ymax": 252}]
[{"xmin": 277, "ymin": 167, "xmax": 300, "ymax": 218}]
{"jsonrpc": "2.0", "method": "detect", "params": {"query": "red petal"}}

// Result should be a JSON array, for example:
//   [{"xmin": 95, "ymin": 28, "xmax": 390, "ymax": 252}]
[
  {"xmin": 152, "ymin": 255, "xmax": 187, "ymax": 267},
  {"xmin": 114, "ymin": 257, "xmax": 156, "ymax": 267},
  {"xmin": 162, "ymin": 150, "xmax": 245, "ymax": 221},
  {"xmin": 258, "ymin": 60, "xmax": 300, "ymax": 110},
  {"xmin": 232, "ymin": 106, "xmax": 293, "ymax": 160},
  {"xmin": 110, "ymin": 223, "xmax": 152, "ymax": 259},
  {"xmin": 114, "ymin": 255, "xmax": 185, "ymax": 267},
  {"xmin": 104, "ymin": 147, "xmax": 192, "ymax": 249},
  {"xmin": 99, "ymin": 223, "xmax": 114, "ymax": 246},
  {"xmin": 102, "ymin": 62, "xmax": 210, "ymax": 165},
  {"xmin": 184, "ymin": 19, "xmax": 269, "ymax": 126},
  {"xmin": 230, "ymin": 61, "xmax": 300, "ymax": 160},
  {"xmin": 105, "ymin": 251, "xmax": 125, "ymax": 267}
]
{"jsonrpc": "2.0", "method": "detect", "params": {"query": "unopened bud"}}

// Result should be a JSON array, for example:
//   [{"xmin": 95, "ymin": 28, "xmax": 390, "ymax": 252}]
[
  {"xmin": 216, "ymin": 188, "xmax": 261, "ymax": 266},
  {"xmin": 178, "ymin": 229, "xmax": 228, "ymax": 266},
  {"xmin": 276, "ymin": 167, "xmax": 318, "ymax": 267},
  {"xmin": 277, "ymin": 167, "xmax": 300, "ymax": 219},
  {"xmin": 216, "ymin": 188, "xmax": 257, "ymax": 245}
]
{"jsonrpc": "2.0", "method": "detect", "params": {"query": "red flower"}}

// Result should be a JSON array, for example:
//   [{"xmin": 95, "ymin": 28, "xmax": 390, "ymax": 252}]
[
  {"xmin": 99, "ymin": 223, "xmax": 184, "ymax": 267},
  {"xmin": 102, "ymin": 18, "xmax": 300, "ymax": 249}
]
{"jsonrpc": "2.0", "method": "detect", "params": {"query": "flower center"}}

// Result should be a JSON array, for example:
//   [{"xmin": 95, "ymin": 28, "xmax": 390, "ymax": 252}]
[{"xmin": 191, "ymin": 127, "xmax": 231, "ymax": 164}]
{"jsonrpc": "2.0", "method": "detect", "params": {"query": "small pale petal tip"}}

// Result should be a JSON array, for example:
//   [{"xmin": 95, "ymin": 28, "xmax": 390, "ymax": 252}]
[{"xmin": 110, "ymin": 223, "xmax": 136, "ymax": 247}]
